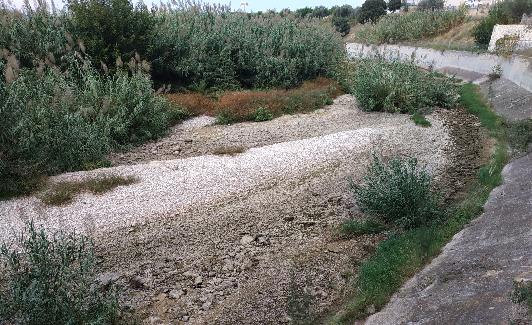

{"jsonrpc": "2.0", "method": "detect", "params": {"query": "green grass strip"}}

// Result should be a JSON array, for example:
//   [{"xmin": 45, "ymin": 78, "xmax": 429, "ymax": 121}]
[{"xmin": 330, "ymin": 83, "xmax": 508, "ymax": 323}]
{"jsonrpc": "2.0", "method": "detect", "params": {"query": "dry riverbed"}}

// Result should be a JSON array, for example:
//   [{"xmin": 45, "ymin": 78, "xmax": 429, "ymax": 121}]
[{"xmin": 0, "ymin": 95, "xmax": 485, "ymax": 324}]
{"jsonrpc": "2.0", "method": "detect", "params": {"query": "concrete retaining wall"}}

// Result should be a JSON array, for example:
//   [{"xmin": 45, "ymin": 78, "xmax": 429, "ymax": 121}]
[
  {"xmin": 346, "ymin": 43, "xmax": 532, "ymax": 92},
  {"xmin": 489, "ymin": 25, "xmax": 532, "ymax": 52}
]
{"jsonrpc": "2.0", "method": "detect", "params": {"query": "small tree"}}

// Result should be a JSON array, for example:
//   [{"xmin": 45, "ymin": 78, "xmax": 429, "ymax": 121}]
[
  {"xmin": 388, "ymin": 0, "xmax": 402, "ymax": 12},
  {"xmin": 66, "ymin": 0, "xmax": 154, "ymax": 68},
  {"xmin": 334, "ymin": 4, "xmax": 358, "ymax": 19},
  {"xmin": 333, "ymin": 16, "xmax": 351, "ymax": 36},
  {"xmin": 418, "ymin": 0, "xmax": 445, "ymax": 11},
  {"xmin": 311, "ymin": 6, "xmax": 331, "ymax": 18},
  {"xmin": 358, "ymin": 0, "xmax": 387, "ymax": 23},
  {"xmin": 295, "ymin": 7, "xmax": 313, "ymax": 17}
]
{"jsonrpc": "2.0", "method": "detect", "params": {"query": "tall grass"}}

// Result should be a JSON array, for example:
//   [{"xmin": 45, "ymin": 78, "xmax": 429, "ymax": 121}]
[
  {"xmin": 355, "ymin": 9, "xmax": 466, "ymax": 44},
  {"xmin": 150, "ymin": 5, "xmax": 344, "ymax": 89},
  {"xmin": 340, "ymin": 57, "xmax": 459, "ymax": 113}
]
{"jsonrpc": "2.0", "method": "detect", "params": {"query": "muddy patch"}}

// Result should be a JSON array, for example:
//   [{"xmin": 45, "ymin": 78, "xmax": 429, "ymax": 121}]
[{"xmin": 439, "ymin": 108, "xmax": 489, "ymax": 201}]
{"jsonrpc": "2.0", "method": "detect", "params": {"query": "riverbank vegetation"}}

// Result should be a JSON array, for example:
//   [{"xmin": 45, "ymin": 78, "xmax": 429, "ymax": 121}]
[
  {"xmin": 354, "ymin": 8, "xmax": 467, "ymax": 44},
  {"xmin": 166, "ymin": 78, "xmax": 341, "ymax": 124},
  {"xmin": 339, "ymin": 57, "xmax": 460, "ymax": 114},
  {"xmin": 0, "ymin": 0, "xmax": 343, "ymax": 198},
  {"xmin": 0, "ymin": 222, "xmax": 119, "ymax": 324},
  {"xmin": 333, "ymin": 83, "xmax": 509, "ymax": 323}
]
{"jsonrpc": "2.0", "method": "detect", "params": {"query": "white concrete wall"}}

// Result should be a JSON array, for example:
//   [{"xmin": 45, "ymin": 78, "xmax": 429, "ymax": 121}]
[
  {"xmin": 347, "ymin": 42, "xmax": 532, "ymax": 92},
  {"xmin": 489, "ymin": 25, "xmax": 532, "ymax": 52}
]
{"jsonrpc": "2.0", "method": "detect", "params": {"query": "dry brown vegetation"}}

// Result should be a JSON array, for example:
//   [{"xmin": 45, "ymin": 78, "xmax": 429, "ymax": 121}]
[
  {"xmin": 411, "ymin": 20, "xmax": 481, "ymax": 52},
  {"xmin": 212, "ymin": 146, "xmax": 247, "ymax": 156},
  {"xmin": 165, "ymin": 78, "xmax": 343, "ymax": 123},
  {"xmin": 40, "ymin": 175, "xmax": 138, "ymax": 206}
]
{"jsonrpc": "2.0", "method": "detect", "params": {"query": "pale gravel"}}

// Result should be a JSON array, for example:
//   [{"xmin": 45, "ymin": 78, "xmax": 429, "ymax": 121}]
[
  {"xmin": 0, "ymin": 95, "xmax": 454, "ymax": 323},
  {"xmin": 0, "ymin": 108, "xmax": 449, "ymax": 243}
]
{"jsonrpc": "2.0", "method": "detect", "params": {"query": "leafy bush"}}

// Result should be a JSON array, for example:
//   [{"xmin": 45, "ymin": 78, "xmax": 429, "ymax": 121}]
[
  {"xmin": 333, "ymin": 16, "xmax": 351, "ymax": 35},
  {"xmin": 357, "ymin": 0, "xmax": 387, "ymax": 24},
  {"xmin": 149, "ymin": 6, "xmax": 344, "ymax": 89},
  {"xmin": 388, "ymin": 0, "xmax": 402, "ymax": 12},
  {"xmin": 345, "ymin": 57, "xmax": 459, "ymax": 113},
  {"xmin": 0, "ymin": 53, "xmax": 179, "ymax": 198},
  {"xmin": 0, "ymin": 222, "xmax": 119, "ymax": 324},
  {"xmin": 473, "ymin": 0, "xmax": 532, "ymax": 46},
  {"xmin": 253, "ymin": 107, "xmax": 274, "ymax": 122},
  {"xmin": 352, "ymin": 155, "xmax": 442, "ymax": 229},
  {"xmin": 472, "ymin": 15, "xmax": 499, "ymax": 47},
  {"xmin": 66, "ymin": 0, "xmax": 155, "ymax": 68},
  {"xmin": 356, "ymin": 9, "xmax": 466, "ymax": 44}
]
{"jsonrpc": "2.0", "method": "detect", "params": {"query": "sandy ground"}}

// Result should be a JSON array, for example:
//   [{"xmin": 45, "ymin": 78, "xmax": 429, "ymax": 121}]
[{"xmin": 0, "ymin": 95, "xmax": 483, "ymax": 324}]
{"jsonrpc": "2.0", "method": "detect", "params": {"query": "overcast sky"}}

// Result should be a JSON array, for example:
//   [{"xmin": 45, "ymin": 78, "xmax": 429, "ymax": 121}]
[{"xmin": 6, "ymin": 0, "xmax": 365, "ymax": 12}]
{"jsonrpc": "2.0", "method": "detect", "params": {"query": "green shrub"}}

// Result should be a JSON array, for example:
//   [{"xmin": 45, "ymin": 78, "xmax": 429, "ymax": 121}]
[
  {"xmin": 333, "ymin": 16, "xmax": 351, "ymax": 36},
  {"xmin": 352, "ymin": 155, "xmax": 441, "ymax": 229},
  {"xmin": 253, "ymin": 107, "xmax": 274, "ymax": 122},
  {"xmin": 216, "ymin": 110, "xmax": 237, "ymax": 125},
  {"xmin": 511, "ymin": 279, "xmax": 532, "ymax": 314},
  {"xmin": 472, "ymin": 15, "xmax": 498, "ymax": 47},
  {"xmin": 0, "ymin": 4, "xmax": 71, "ymax": 69},
  {"xmin": 346, "ymin": 57, "xmax": 459, "ymax": 113},
  {"xmin": 66, "ymin": 0, "xmax": 155, "ymax": 68},
  {"xmin": 411, "ymin": 112, "xmax": 432, "ymax": 127},
  {"xmin": 0, "ymin": 56, "xmax": 177, "ymax": 198},
  {"xmin": 356, "ymin": 9, "xmax": 466, "ymax": 44},
  {"xmin": 418, "ymin": 0, "xmax": 444, "ymax": 11},
  {"xmin": 507, "ymin": 119, "xmax": 532, "ymax": 154},
  {"xmin": 88, "ymin": 71, "xmax": 172, "ymax": 146},
  {"xmin": 0, "ymin": 222, "xmax": 119, "ymax": 324},
  {"xmin": 357, "ymin": 0, "xmax": 387, "ymax": 23},
  {"xmin": 149, "ymin": 7, "xmax": 344, "ymax": 89}
]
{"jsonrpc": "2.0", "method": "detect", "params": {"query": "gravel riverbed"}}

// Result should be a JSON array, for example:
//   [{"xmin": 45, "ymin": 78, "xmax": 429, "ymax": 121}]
[{"xmin": 0, "ymin": 95, "xmax": 483, "ymax": 324}]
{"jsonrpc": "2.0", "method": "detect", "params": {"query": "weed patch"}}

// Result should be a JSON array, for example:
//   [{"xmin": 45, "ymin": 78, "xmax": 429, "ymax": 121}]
[
  {"xmin": 212, "ymin": 146, "xmax": 246, "ymax": 156},
  {"xmin": 511, "ymin": 279, "xmax": 532, "ymax": 315},
  {"xmin": 40, "ymin": 175, "xmax": 138, "ymax": 206},
  {"xmin": 411, "ymin": 113, "xmax": 432, "ymax": 127},
  {"xmin": 0, "ymin": 222, "xmax": 119, "ymax": 324},
  {"xmin": 342, "ymin": 58, "xmax": 459, "ymax": 114},
  {"xmin": 167, "ymin": 78, "xmax": 342, "ymax": 123},
  {"xmin": 332, "ymin": 83, "xmax": 508, "ymax": 323},
  {"xmin": 507, "ymin": 119, "xmax": 532, "ymax": 155}
]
